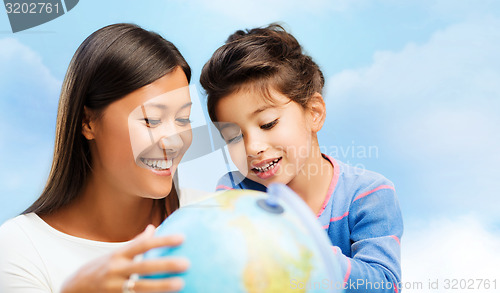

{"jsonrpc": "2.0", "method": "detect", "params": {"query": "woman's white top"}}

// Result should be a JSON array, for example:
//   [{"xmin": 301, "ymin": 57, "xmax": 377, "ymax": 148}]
[{"xmin": 0, "ymin": 213, "xmax": 129, "ymax": 293}]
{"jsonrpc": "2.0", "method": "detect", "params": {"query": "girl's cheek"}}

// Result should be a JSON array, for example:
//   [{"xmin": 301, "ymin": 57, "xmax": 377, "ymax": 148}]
[{"xmin": 229, "ymin": 144, "xmax": 249, "ymax": 174}]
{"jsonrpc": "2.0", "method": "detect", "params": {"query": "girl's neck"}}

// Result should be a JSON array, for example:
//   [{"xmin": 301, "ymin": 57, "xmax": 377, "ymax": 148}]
[
  {"xmin": 41, "ymin": 173, "xmax": 162, "ymax": 242},
  {"xmin": 287, "ymin": 145, "xmax": 333, "ymax": 215}
]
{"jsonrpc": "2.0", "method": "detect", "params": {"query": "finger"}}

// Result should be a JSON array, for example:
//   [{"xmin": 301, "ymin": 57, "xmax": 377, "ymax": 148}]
[
  {"xmin": 126, "ymin": 258, "xmax": 190, "ymax": 276},
  {"xmin": 121, "ymin": 234, "xmax": 185, "ymax": 258},
  {"xmin": 115, "ymin": 225, "xmax": 155, "ymax": 256},
  {"xmin": 134, "ymin": 224, "xmax": 156, "ymax": 240},
  {"xmin": 134, "ymin": 277, "xmax": 185, "ymax": 293}
]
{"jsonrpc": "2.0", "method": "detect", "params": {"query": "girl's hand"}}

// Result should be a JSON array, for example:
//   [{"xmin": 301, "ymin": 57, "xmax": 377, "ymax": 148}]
[{"xmin": 61, "ymin": 225, "xmax": 189, "ymax": 293}]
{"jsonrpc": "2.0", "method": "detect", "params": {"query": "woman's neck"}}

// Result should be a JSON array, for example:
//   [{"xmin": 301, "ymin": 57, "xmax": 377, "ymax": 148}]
[{"xmin": 41, "ymin": 173, "xmax": 162, "ymax": 242}]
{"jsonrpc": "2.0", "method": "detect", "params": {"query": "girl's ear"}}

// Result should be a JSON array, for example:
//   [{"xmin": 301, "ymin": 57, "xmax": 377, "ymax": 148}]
[
  {"xmin": 82, "ymin": 106, "xmax": 96, "ymax": 140},
  {"xmin": 307, "ymin": 93, "xmax": 327, "ymax": 133}
]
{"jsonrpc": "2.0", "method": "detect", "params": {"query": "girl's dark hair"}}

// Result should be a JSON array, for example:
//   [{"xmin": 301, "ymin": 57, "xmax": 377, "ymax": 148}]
[
  {"xmin": 200, "ymin": 23, "xmax": 324, "ymax": 122},
  {"xmin": 24, "ymin": 23, "xmax": 191, "ymax": 219}
]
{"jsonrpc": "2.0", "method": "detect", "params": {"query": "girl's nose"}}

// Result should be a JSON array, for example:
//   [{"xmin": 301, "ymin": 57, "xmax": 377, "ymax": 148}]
[{"xmin": 245, "ymin": 136, "xmax": 268, "ymax": 157}]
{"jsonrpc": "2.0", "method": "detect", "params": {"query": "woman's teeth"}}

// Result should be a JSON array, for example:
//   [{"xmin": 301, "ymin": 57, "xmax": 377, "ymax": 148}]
[
  {"xmin": 141, "ymin": 158, "xmax": 173, "ymax": 170},
  {"xmin": 253, "ymin": 158, "xmax": 281, "ymax": 172}
]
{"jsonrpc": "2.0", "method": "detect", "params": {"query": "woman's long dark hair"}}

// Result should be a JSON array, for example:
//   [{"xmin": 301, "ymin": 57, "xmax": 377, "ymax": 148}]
[{"xmin": 24, "ymin": 23, "xmax": 191, "ymax": 219}]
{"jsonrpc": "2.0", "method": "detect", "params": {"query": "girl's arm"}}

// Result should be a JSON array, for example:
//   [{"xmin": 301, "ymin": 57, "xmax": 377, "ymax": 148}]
[{"xmin": 336, "ymin": 186, "xmax": 403, "ymax": 293}]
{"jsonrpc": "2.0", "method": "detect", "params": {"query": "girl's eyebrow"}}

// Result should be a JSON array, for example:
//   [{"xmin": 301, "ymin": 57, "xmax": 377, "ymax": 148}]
[{"xmin": 251, "ymin": 105, "xmax": 272, "ymax": 116}]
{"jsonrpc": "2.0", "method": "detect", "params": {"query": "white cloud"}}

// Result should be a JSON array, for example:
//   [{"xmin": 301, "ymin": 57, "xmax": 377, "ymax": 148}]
[
  {"xmin": 324, "ymin": 17, "xmax": 500, "ymax": 218},
  {"xmin": 0, "ymin": 38, "xmax": 61, "ymax": 223},
  {"xmin": 0, "ymin": 38, "xmax": 61, "ymax": 107},
  {"xmin": 327, "ymin": 17, "xmax": 500, "ymax": 105},
  {"xmin": 402, "ymin": 215, "xmax": 500, "ymax": 293}
]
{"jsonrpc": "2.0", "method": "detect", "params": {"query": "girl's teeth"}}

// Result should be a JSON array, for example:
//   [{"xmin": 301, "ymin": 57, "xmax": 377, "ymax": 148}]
[{"xmin": 254, "ymin": 158, "xmax": 280, "ymax": 172}]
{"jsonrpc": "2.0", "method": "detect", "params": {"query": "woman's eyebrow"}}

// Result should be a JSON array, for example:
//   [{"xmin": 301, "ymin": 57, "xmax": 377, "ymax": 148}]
[
  {"xmin": 142, "ymin": 103, "xmax": 167, "ymax": 110},
  {"xmin": 181, "ymin": 102, "xmax": 193, "ymax": 109},
  {"xmin": 142, "ymin": 101, "xmax": 192, "ymax": 110},
  {"xmin": 218, "ymin": 123, "xmax": 239, "ymax": 131}
]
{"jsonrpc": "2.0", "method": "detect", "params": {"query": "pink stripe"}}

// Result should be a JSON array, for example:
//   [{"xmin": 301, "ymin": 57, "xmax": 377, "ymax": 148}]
[
  {"xmin": 353, "ymin": 184, "xmax": 395, "ymax": 202},
  {"xmin": 390, "ymin": 235, "xmax": 401, "ymax": 245},
  {"xmin": 316, "ymin": 154, "xmax": 340, "ymax": 218},
  {"xmin": 323, "ymin": 211, "xmax": 349, "ymax": 229},
  {"xmin": 331, "ymin": 246, "xmax": 338, "ymax": 254},
  {"xmin": 330, "ymin": 211, "xmax": 349, "ymax": 223},
  {"xmin": 343, "ymin": 258, "xmax": 352, "ymax": 285},
  {"xmin": 394, "ymin": 282, "xmax": 399, "ymax": 293},
  {"xmin": 216, "ymin": 185, "xmax": 233, "ymax": 191}
]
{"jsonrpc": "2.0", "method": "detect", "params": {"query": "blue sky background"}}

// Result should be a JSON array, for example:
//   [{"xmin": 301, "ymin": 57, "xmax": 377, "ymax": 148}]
[{"xmin": 1, "ymin": 0, "xmax": 499, "ymax": 289}]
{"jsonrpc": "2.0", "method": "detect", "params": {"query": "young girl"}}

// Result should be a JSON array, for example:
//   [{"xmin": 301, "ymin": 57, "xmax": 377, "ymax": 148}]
[
  {"xmin": 0, "ymin": 24, "xmax": 192, "ymax": 293},
  {"xmin": 201, "ymin": 24, "xmax": 403, "ymax": 292}
]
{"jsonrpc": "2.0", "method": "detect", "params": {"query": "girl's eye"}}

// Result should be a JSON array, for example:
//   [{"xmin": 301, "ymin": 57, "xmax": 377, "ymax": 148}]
[
  {"xmin": 176, "ymin": 118, "xmax": 192, "ymax": 125},
  {"xmin": 143, "ymin": 118, "xmax": 161, "ymax": 128},
  {"xmin": 260, "ymin": 119, "xmax": 278, "ymax": 130}
]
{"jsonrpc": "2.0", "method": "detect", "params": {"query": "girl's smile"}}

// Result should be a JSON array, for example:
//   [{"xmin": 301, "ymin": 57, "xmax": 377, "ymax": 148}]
[
  {"xmin": 215, "ymin": 85, "xmax": 315, "ymax": 187},
  {"xmin": 250, "ymin": 157, "xmax": 282, "ymax": 179}
]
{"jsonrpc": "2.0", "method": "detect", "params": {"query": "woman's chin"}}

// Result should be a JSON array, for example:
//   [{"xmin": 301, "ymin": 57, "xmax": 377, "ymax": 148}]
[
  {"xmin": 145, "ymin": 191, "xmax": 173, "ymax": 200},
  {"xmin": 141, "ymin": 181, "xmax": 174, "ymax": 199}
]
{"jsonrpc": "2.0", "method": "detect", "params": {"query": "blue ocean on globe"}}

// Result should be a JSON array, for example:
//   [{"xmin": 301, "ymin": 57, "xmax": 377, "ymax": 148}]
[{"xmin": 142, "ymin": 184, "xmax": 344, "ymax": 293}]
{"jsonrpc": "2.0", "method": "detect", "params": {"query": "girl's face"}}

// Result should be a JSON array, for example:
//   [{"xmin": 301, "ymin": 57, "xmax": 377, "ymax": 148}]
[
  {"xmin": 86, "ymin": 67, "xmax": 192, "ymax": 199},
  {"xmin": 215, "ymin": 86, "xmax": 315, "ymax": 187}
]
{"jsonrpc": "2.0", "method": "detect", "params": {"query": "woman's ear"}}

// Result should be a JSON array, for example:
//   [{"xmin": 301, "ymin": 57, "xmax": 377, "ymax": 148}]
[
  {"xmin": 82, "ymin": 106, "xmax": 96, "ymax": 140},
  {"xmin": 307, "ymin": 93, "xmax": 327, "ymax": 133}
]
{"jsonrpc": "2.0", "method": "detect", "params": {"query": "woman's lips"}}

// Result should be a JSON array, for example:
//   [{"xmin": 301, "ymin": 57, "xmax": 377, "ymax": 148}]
[
  {"xmin": 150, "ymin": 168, "xmax": 172, "ymax": 176},
  {"xmin": 139, "ymin": 158, "xmax": 175, "ymax": 176}
]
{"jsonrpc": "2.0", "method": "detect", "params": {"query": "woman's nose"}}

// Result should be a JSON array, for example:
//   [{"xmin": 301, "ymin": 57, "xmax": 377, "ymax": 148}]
[{"xmin": 159, "ymin": 131, "xmax": 183, "ymax": 152}]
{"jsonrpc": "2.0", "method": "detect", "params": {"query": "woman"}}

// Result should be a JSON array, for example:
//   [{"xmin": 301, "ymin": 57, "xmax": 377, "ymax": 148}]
[{"xmin": 0, "ymin": 23, "xmax": 192, "ymax": 293}]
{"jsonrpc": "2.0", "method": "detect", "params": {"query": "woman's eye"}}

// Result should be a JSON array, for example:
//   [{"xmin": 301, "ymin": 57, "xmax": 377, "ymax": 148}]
[
  {"xmin": 260, "ymin": 119, "xmax": 278, "ymax": 130},
  {"xmin": 143, "ymin": 118, "xmax": 161, "ymax": 128},
  {"xmin": 176, "ymin": 118, "xmax": 192, "ymax": 125},
  {"xmin": 227, "ymin": 134, "xmax": 243, "ymax": 144}
]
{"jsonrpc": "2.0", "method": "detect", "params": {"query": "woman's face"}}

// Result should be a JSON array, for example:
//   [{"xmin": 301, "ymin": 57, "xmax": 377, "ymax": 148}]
[{"xmin": 87, "ymin": 67, "xmax": 192, "ymax": 199}]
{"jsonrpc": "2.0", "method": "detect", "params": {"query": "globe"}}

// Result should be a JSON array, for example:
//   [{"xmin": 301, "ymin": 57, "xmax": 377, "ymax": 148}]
[{"xmin": 142, "ymin": 184, "xmax": 344, "ymax": 293}]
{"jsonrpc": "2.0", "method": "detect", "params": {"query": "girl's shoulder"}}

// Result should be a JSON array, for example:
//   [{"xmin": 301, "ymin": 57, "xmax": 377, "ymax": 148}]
[{"xmin": 333, "ymin": 158, "xmax": 396, "ymax": 202}]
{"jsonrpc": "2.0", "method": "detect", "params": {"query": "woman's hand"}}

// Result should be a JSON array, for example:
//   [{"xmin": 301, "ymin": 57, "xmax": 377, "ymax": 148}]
[{"xmin": 61, "ymin": 225, "xmax": 189, "ymax": 293}]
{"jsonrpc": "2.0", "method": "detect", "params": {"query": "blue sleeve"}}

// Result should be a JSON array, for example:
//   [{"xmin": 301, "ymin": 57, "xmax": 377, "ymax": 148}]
[
  {"xmin": 338, "ymin": 187, "xmax": 403, "ymax": 292},
  {"xmin": 215, "ymin": 172, "xmax": 266, "ymax": 192},
  {"xmin": 215, "ymin": 172, "xmax": 237, "ymax": 191}
]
